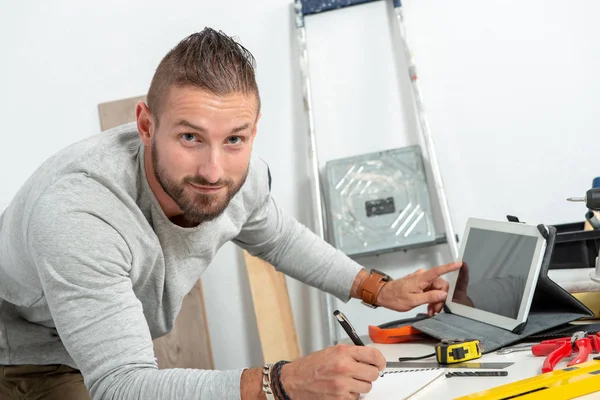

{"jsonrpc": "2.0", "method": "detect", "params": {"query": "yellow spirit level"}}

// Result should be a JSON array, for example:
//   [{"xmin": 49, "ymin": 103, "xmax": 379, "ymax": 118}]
[{"xmin": 455, "ymin": 358, "xmax": 600, "ymax": 399}]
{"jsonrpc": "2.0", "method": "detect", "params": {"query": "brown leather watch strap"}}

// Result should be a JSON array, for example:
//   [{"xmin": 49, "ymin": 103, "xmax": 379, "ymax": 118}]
[{"xmin": 359, "ymin": 269, "xmax": 392, "ymax": 308}]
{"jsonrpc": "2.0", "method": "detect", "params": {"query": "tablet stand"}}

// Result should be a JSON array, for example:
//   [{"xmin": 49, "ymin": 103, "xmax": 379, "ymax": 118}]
[{"xmin": 413, "ymin": 220, "xmax": 594, "ymax": 353}]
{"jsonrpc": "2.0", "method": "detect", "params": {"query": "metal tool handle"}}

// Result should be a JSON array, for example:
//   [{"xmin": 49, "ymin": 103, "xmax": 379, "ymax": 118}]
[{"xmin": 496, "ymin": 344, "xmax": 534, "ymax": 355}]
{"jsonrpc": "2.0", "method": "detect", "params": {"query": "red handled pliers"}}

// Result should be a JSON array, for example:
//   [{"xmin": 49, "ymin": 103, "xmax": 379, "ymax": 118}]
[{"xmin": 531, "ymin": 331, "xmax": 600, "ymax": 373}]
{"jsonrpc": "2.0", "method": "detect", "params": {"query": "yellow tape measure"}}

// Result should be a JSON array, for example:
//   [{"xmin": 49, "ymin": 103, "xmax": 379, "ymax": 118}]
[{"xmin": 436, "ymin": 339, "xmax": 483, "ymax": 364}]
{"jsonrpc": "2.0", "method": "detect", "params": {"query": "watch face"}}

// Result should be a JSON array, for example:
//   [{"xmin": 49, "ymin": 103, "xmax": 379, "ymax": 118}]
[
  {"xmin": 361, "ymin": 301, "xmax": 379, "ymax": 309},
  {"xmin": 371, "ymin": 269, "xmax": 391, "ymax": 281}
]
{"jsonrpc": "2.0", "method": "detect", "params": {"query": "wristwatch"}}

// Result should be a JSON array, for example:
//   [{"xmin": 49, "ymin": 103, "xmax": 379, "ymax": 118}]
[{"xmin": 359, "ymin": 269, "xmax": 393, "ymax": 309}]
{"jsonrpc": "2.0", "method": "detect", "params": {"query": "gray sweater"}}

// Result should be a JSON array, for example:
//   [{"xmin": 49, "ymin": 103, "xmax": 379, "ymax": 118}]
[{"xmin": 0, "ymin": 123, "xmax": 362, "ymax": 399}]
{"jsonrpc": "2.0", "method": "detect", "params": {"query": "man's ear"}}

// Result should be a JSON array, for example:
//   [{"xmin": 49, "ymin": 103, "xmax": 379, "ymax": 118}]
[{"xmin": 136, "ymin": 102, "xmax": 154, "ymax": 146}]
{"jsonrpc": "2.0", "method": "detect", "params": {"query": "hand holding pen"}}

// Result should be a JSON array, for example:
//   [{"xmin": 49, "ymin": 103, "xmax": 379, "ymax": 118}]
[
  {"xmin": 334, "ymin": 310, "xmax": 385, "ymax": 378},
  {"xmin": 277, "ymin": 311, "xmax": 386, "ymax": 398}
]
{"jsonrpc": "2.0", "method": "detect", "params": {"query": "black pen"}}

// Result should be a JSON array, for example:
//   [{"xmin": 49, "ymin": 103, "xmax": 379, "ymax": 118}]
[
  {"xmin": 334, "ymin": 310, "xmax": 384, "ymax": 377},
  {"xmin": 333, "ymin": 310, "xmax": 365, "ymax": 345}
]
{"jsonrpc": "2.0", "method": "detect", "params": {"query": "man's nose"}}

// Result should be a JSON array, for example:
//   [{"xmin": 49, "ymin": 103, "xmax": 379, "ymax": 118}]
[{"xmin": 198, "ymin": 149, "xmax": 223, "ymax": 184}]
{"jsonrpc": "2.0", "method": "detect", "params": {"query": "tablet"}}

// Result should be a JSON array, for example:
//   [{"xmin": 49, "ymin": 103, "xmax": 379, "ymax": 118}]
[{"xmin": 445, "ymin": 217, "xmax": 548, "ymax": 332}]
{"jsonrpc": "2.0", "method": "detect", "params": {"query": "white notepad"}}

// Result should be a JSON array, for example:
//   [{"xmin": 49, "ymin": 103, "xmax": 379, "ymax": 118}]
[{"xmin": 360, "ymin": 368, "xmax": 446, "ymax": 400}]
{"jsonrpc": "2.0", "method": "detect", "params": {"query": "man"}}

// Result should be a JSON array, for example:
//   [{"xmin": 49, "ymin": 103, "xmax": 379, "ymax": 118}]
[{"xmin": 0, "ymin": 28, "xmax": 461, "ymax": 399}]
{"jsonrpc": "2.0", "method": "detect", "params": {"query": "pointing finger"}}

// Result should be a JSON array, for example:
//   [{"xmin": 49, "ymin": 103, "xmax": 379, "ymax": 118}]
[
  {"xmin": 407, "ymin": 268, "xmax": 425, "ymax": 278},
  {"xmin": 421, "ymin": 261, "xmax": 462, "ymax": 283}
]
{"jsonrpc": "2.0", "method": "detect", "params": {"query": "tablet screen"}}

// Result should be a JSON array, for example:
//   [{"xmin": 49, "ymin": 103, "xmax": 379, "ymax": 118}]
[{"xmin": 450, "ymin": 228, "xmax": 538, "ymax": 319}]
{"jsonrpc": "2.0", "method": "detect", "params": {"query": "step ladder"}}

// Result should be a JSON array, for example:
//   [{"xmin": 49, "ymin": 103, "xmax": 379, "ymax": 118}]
[{"xmin": 293, "ymin": 0, "xmax": 459, "ymax": 347}]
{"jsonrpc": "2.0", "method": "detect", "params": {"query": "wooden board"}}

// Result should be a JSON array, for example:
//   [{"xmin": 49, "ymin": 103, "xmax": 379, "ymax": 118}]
[
  {"xmin": 244, "ymin": 250, "xmax": 301, "ymax": 363},
  {"xmin": 98, "ymin": 95, "xmax": 146, "ymax": 131},
  {"xmin": 97, "ymin": 94, "xmax": 214, "ymax": 369},
  {"xmin": 153, "ymin": 281, "xmax": 214, "ymax": 368}
]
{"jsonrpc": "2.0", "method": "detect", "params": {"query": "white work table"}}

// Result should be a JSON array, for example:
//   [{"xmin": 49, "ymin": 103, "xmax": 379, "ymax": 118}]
[
  {"xmin": 370, "ymin": 340, "xmax": 600, "ymax": 399},
  {"xmin": 349, "ymin": 268, "xmax": 600, "ymax": 398}
]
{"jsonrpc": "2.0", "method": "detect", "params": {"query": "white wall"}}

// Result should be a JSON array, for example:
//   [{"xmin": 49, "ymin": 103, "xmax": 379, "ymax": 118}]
[{"xmin": 2, "ymin": 0, "xmax": 600, "ymax": 371}]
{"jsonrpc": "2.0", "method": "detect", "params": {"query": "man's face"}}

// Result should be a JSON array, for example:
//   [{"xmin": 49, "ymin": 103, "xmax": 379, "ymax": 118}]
[{"xmin": 149, "ymin": 86, "xmax": 259, "ymax": 225}]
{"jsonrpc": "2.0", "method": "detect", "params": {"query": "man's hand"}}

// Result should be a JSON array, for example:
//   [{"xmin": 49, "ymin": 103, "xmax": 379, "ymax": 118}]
[
  {"xmin": 376, "ymin": 261, "xmax": 463, "ymax": 316},
  {"xmin": 279, "ymin": 344, "xmax": 386, "ymax": 400}
]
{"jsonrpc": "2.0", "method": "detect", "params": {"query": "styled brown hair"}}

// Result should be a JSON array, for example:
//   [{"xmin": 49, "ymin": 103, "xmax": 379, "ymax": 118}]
[{"xmin": 147, "ymin": 27, "xmax": 260, "ymax": 124}]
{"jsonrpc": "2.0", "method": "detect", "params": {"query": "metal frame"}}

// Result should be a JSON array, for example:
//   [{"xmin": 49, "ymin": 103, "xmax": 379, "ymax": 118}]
[{"xmin": 293, "ymin": 0, "xmax": 459, "ymax": 347}]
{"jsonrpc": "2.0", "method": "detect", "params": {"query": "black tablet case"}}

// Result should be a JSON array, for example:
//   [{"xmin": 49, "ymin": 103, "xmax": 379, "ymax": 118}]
[{"xmin": 412, "ymin": 223, "xmax": 594, "ymax": 354}]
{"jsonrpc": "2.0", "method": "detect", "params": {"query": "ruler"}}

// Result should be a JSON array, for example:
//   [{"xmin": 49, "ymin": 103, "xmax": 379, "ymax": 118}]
[{"xmin": 386, "ymin": 361, "xmax": 514, "ymax": 369}]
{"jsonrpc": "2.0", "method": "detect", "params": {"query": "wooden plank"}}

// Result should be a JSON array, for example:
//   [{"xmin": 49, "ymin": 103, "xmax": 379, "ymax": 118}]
[
  {"xmin": 244, "ymin": 250, "xmax": 302, "ymax": 363},
  {"xmin": 153, "ymin": 281, "xmax": 214, "ymax": 368},
  {"xmin": 97, "ymin": 94, "xmax": 214, "ymax": 370},
  {"xmin": 98, "ymin": 95, "xmax": 146, "ymax": 131}
]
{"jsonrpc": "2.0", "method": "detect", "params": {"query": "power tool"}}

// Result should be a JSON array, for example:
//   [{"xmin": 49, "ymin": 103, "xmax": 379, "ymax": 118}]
[{"xmin": 568, "ymin": 187, "xmax": 600, "ymax": 211}]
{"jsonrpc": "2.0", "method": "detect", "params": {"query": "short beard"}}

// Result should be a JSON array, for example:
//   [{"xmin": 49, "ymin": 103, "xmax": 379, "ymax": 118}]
[{"xmin": 151, "ymin": 142, "xmax": 248, "ymax": 225}]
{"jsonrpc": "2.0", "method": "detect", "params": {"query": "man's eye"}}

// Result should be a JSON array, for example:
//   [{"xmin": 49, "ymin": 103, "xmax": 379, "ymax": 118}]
[
  {"xmin": 182, "ymin": 133, "xmax": 196, "ymax": 142},
  {"xmin": 228, "ymin": 136, "xmax": 242, "ymax": 145}
]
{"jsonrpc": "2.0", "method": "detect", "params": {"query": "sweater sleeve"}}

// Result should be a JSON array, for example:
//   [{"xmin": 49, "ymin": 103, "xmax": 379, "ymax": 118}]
[
  {"xmin": 27, "ymin": 178, "xmax": 243, "ymax": 400},
  {"xmin": 233, "ymin": 166, "xmax": 363, "ymax": 301}
]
